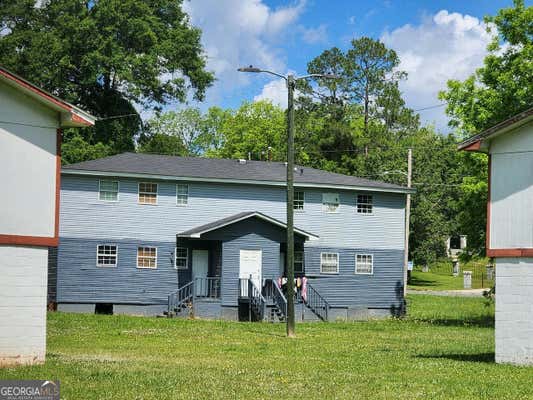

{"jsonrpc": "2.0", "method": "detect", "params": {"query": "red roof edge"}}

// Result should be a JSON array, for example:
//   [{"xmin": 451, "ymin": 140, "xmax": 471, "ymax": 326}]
[{"xmin": 0, "ymin": 67, "xmax": 95, "ymax": 127}]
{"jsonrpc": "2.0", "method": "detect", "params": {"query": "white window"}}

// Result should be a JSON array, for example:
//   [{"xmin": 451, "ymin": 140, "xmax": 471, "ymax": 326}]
[
  {"xmin": 294, "ymin": 191, "xmax": 304, "ymax": 211},
  {"xmin": 355, "ymin": 254, "xmax": 373, "ymax": 275},
  {"xmin": 96, "ymin": 244, "xmax": 117, "ymax": 267},
  {"xmin": 99, "ymin": 180, "xmax": 119, "ymax": 201},
  {"xmin": 176, "ymin": 184, "xmax": 189, "ymax": 206},
  {"xmin": 139, "ymin": 182, "xmax": 157, "ymax": 205},
  {"xmin": 320, "ymin": 252, "xmax": 339, "ymax": 274},
  {"xmin": 356, "ymin": 194, "xmax": 373, "ymax": 214},
  {"xmin": 294, "ymin": 251, "xmax": 304, "ymax": 273},
  {"xmin": 175, "ymin": 247, "xmax": 188, "ymax": 269},
  {"xmin": 137, "ymin": 246, "xmax": 157, "ymax": 269},
  {"xmin": 322, "ymin": 193, "xmax": 339, "ymax": 213}
]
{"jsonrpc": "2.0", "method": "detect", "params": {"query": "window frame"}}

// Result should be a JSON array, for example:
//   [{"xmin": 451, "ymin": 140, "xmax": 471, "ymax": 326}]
[
  {"xmin": 320, "ymin": 252, "xmax": 339, "ymax": 274},
  {"xmin": 138, "ymin": 182, "xmax": 158, "ymax": 205},
  {"xmin": 176, "ymin": 184, "xmax": 189, "ymax": 206},
  {"xmin": 175, "ymin": 247, "xmax": 188, "ymax": 270},
  {"xmin": 356, "ymin": 194, "xmax": 373, "ymax": 215},
  {"xmin": 294, "ymin": 250, "xmax": 305, "ymax": 273},
  {"xmin": 137, "ymin": 246, "xmax": 158, "ymax": 269},
  {"xmin": 96, "ymin": 244, "xmax": 118, "ymax": 268},
  {"xmin": 98, "ymin": 179, "xmax": 119, "ymax": 202},
  {"xmin": 355, "ymin": 254, "xmax": 374, "ymax": 275},
  {"xmin": 294, "ymin": 191, "xmax": 305, "ymax": 212},
  {"xmin": 322, "ymin": 193, "xmax": 340, "ymax": 213}
]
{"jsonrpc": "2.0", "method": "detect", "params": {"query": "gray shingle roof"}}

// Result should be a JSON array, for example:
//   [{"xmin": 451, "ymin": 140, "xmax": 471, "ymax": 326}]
[
  {"xmin": 62, "ymin": 152, "xmax": 412, "ymax": 193},
  {"xmin": 177, "ymin": 211, "xmax": 318, "ymax": 240}
]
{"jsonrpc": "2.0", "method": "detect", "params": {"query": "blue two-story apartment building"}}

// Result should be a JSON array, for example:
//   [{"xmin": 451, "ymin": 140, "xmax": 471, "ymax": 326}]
[{"xmin": 53, "ymin": 152, "xmax": 413, "ymax": 321}]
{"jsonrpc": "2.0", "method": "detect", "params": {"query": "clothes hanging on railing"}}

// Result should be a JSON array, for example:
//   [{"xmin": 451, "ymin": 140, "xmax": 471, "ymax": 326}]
[{"xmin": 301, "ymin": 277, "xmax": 308, "ymax": 302}]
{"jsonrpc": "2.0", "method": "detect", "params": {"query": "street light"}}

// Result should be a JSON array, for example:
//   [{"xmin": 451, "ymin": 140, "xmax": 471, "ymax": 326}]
[{"xmin": 238, "ymin": 65, "xmax": 338, "ymax": 337}]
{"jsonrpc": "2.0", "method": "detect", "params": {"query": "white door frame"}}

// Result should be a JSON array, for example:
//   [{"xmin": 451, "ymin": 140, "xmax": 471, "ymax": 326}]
[
  {"xmin": 239, "ymin": 249, "xmax": 262, "ymax": 294},
  {"xmin": 192, "ymin": 249, "xmax": 209, "ymax": 296}
]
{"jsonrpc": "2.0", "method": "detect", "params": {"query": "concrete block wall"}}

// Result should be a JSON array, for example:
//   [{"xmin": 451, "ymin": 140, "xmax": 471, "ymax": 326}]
[
  {"xmin": 495, "ymin": 257, "xmax": 533, "ymax": 365},
  {"xmin": 0, "ymin": 246, "xmax": 48, "ymax": 366}
]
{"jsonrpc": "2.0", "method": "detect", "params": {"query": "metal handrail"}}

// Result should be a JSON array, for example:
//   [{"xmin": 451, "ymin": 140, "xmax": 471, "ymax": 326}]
[
  {"xmin": 194, "ymin": 277, "xmax": 221, "ymax": 298},
  {"xmin": 271, "ymin": 280, "xmax": 287, "ymax": 319},
  {"xmin": 305, "ymin": 283, "xmax": 330, "ymax": 321},
  {"xmin": 167, "ymin": 281, "xmax": 194, "ymax": 314},
  {"xmin": 248, "ymin": 279, "xmax": 266, "ymax": 321}
]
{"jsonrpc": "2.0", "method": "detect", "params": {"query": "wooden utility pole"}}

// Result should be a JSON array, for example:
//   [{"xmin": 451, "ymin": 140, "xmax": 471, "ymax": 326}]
[
  {"xmin": 286, "ymin": 74, "xmax": 296, "ymax": 337},
  {"xmin": 404, "ymin": 148, "xmax": 412, "ymax": 297}
]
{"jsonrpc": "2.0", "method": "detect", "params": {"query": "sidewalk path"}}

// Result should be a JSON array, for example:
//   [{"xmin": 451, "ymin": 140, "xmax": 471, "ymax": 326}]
[{"xmin": 407, "ymin": 288, "xmax": 486, "ymax": 297}]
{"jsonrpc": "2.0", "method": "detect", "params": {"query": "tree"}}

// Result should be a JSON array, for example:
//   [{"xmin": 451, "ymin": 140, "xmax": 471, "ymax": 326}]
[
  {"xmin": 306, "ymin": 37, "xmax": 406, "ymax": 135},
  {"xmin": 137, "ymin": 133, "xmax": 187, "ymax": 156},
  {"xmin": 0, "ymin": 0, "xmax": 214, "ymax": 160},
  {"xmin": 439, "ymin": 0, "xmax": 532, "ymax": 255},
  {"xmin": 60, "ymin": 131, "xmax": 113, "ymax": 165},
  {"xmin": 144, "ymin": 109, "xmax": 204, "ymax": 156},
  {"xmin": 212, "ymin": 101, "xmax": 286, "ymax": 161}
]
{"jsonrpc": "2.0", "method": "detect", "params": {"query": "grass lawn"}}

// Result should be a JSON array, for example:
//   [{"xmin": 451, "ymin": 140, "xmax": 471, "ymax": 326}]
[
  {"xmin": 408, "ymin": 270, "xmax": 464, "ymax": 291},
  {"xmin": 408, "ymin": 257, "xmax": 494, "ymax": 291},
  {"xmin": 1, "ymin": 295, "xmax": 532, "ymax": 399}
]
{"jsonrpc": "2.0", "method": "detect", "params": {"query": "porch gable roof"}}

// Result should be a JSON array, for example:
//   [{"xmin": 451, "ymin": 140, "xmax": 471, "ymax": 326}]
[{"xmin": 177, "ymin": 211, "xmax": 319, "ymax": 241}]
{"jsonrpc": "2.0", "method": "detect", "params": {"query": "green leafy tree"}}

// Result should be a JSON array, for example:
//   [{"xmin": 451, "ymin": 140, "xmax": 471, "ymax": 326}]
[
  {"xmin": 212, "ymin": 101, "xmax": 286, "ymax": 161},
  {"xmin": 0, "ymin": 0, "xmax": 214, "ymax": 160},
  {"xmin": 61, "ymin": 131, "xmax": 113, "ymax": 165},
  {"xmin": 137, "ymin": 133, "xmax": 187, "ymax": 156},
  {"xmin": 144, "ymin": 109, "xmax": 204, "ymax": 155}
]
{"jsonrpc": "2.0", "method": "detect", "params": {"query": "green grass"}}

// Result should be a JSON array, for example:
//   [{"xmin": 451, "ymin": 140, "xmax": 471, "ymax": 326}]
[
  {"xmin": 1, "ymin": 296, "xmax": 532, "ymax": 399},
  {"xmin": 409, "ymin": 257, "xmax": 494, "ymax": 291},
  {"xmin": 408, "ymin": 270, "xmax": 465, "ymax": 290}
]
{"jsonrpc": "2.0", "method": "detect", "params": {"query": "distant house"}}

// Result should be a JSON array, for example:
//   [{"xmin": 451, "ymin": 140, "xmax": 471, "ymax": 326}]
[
  {"xmin": 52, "ymin": 153, "xmax": 413, "ymax": 321},
  {"xmin": 0, "ymin": 67, "xmax": 95, "ymax": 366},
  {"xmin": 445, "ymin": 235, "xmax": 467, "ymax": 258},
  {"xmin": 459, "ymin": 107, "xmax": 533, "ymax": 365}
]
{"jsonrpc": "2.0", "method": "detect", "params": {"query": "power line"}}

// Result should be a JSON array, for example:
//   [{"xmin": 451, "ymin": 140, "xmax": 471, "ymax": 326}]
[
  {"xmin": 97, "ymin": 113, "xmax": 139, "ymax": 121},
  {"xmin": 413, "ymin": 103, "xmax": 446, "ymax": 112}
]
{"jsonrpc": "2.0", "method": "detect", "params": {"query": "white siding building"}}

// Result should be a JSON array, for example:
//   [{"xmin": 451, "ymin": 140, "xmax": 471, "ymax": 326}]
[
  {"xmin": 459, "ymin": 107, "xmax": 533, "ymax": 366},
  {"xmin": 0, "ymin": 67, "xmax": 94, "ymax": 366}
]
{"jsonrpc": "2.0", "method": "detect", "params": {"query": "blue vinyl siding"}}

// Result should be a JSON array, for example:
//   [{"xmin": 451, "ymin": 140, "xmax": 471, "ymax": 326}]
[
  {"xmin": 57, "ymin": 238, "xmax": 178, "ymax": 304},
  {"xmin": 59, "ymin": 176, "xmax": 405, "ymax": 250},
  {"xmin": 304, "ymin": 247, "xmax": 404, "ymax": 308}
]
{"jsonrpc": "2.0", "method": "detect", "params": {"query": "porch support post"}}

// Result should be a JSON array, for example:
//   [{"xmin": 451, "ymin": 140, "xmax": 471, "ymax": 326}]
[{"xmin": 286, "ymin": 74, "xmax": 296, "ymax": 337}]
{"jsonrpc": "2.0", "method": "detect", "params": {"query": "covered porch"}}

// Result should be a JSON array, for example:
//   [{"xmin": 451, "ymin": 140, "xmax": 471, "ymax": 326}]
[{"xmin": 167, "ymin": 211, "xmax": 320, "ymax": 320}]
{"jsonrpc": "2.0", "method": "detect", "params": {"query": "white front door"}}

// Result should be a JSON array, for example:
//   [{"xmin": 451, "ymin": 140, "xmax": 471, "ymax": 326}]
[
  {"xmin": 193, "ymin": 250, "xmax": 209, "ymax": 296},
  {"xmin": 239, "ymin": 249, "xmax": 262, "ymax": 291}
]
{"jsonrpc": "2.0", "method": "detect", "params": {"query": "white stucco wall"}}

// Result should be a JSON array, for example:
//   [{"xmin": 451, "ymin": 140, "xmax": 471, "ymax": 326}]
[
  {"xmin": 489, "ymin": 123, "xmax": 533, "ymax": 249},
  {"xmin": 0, "ymin": 80, "xmax": 58, "ymax": 238},
  {"xmin": 495, "ymin": 257, "xmax": 533, "ymax": 365},
  {"xmin": 0, "ymin": 245, "xmax": 48, "ymax": 366}
]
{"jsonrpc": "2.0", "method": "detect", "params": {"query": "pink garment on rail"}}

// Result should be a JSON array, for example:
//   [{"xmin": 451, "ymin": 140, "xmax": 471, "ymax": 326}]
[{"xmin": 301, "ymin": 277, "xmax": 308, "ymax": 302}]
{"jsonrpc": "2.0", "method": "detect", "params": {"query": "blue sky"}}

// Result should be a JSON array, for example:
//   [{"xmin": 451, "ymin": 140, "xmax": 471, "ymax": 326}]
[{"xmin": 183, "ymin": 0, "xmax": 521, "ymax": 132}]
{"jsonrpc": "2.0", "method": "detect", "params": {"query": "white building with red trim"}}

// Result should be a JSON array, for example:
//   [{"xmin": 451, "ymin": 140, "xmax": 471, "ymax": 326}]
[
  {"xmin": 0, "ymin": 67, "xmax": 95, "ymax": 365},
  {"xmin": 459, "ymin": 107, "xmax": 533, "ymax": 365}
]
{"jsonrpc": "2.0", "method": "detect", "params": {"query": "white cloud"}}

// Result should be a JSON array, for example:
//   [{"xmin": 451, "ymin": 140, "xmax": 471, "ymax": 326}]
[
  {"xmin": 381, "ymin": 10, "xmax": 494, "ymax": 131},
  {"xmin": 300, "ymin": 24, "xmax": 328, "ymax": 44},
  {"xmin": 254, "ymin": 78, "xmax": 288, "ymax": 108},
  {"xmin": 183, "ymin": 0, "xmax": 307, "ymax": 105}
]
